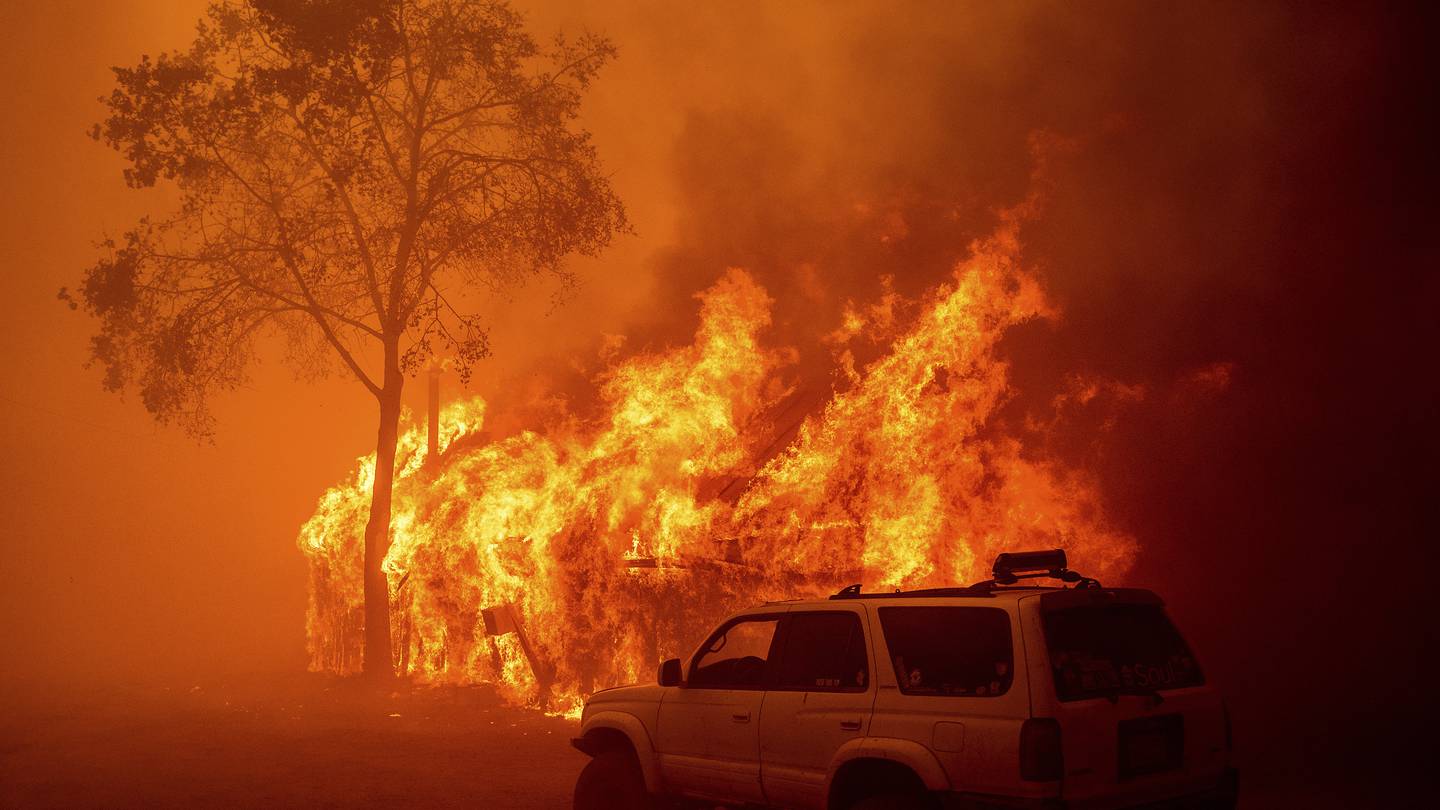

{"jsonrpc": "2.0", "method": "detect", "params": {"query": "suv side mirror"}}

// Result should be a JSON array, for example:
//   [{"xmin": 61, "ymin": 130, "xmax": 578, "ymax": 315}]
[{"xmin": 658, "ymin": 658, "xmax": 683, "ymax": 687}]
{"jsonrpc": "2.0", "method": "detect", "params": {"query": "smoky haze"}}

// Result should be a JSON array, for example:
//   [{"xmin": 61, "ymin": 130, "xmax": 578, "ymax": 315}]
[{"xmin": 1, "ymin": 0, "xmax": 1432, "ymax": 801}]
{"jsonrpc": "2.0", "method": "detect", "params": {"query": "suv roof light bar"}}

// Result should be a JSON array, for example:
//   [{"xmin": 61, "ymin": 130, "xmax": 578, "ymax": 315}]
[
  {"xmin": 983, "ymin": 548, "xmax": 1101, "ymax": 589},
  {"xmin": 993, "ymin": 549, "xmax": 1067, "ymax": 582}
]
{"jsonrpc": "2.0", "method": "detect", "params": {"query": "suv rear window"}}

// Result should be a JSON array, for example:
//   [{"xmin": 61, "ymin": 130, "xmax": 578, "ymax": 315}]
[
  {"xmin": 1043, "ymin": 602, "xmax": 1204, "ymax": 701},
  {"xmin": 773, "ymin": 611, "xmax": 868, "ymax": 691},
  {"xmin": 878, "ymin": 607, "xmax": 1014, "ymax": 697}
]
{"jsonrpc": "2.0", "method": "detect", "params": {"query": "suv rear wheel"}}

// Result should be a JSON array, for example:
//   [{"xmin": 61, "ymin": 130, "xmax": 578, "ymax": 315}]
[{"xmin": 573, "ymin": 749, "xmax": 653, "ymax": 810}]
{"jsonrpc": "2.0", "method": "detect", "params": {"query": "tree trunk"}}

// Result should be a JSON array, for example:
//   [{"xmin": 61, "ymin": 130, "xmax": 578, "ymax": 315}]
[{"xmin": 362, "ymin": 358, "xmax": 404, "ymax": 679}]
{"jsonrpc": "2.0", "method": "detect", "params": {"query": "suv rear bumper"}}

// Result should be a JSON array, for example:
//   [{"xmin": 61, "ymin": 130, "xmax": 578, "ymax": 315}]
[{"xmin": 939, "ymin": 768, "xmax": 1238, "ymax": 810}]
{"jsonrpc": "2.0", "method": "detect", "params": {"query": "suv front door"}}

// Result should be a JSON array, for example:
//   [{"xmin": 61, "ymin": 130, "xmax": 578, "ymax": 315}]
[
  {"xmin": 655, "ymin": 614, "xmax": 781, "ymax": 804},
  {"xmin": 759, "ymin": 608, "xmax": 874, "ymax": 809}
]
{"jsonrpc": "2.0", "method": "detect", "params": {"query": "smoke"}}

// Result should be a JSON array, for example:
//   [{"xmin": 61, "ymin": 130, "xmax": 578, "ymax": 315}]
[
  {"xmin": 507, "ymin": 0, "xmax": 1437, "ymax": 797},
  {"xmin": 2, "ymin": 0, "xmax": 1431, "ymax": 801},
  {"xmin": 498, "ymin": 0, "xmax": 1308, "ymax": 420}
]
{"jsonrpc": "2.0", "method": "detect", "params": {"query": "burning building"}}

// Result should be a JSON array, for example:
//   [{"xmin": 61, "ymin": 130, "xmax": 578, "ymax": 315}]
[{"xmin": 298, "ymin": 202, "xmax": 1135, "ymax": 716}]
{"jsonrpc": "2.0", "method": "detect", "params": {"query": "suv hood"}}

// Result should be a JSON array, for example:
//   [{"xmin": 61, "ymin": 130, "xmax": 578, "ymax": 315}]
[{"xmin": 586, "ymin": 682, "xmax": 666, "ymax": 706}]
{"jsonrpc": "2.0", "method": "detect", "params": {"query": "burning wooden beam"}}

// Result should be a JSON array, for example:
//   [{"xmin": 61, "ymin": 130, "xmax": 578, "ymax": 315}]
[{"xmin": 481, "ymin": 603, "xmax": 554, "ymax": 701}]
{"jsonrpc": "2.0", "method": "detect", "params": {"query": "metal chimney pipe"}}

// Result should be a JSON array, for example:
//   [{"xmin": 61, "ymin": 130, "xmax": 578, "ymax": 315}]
[{"xmin": 427, "ymin": 360, "xmax": 440, "ymax": 464}]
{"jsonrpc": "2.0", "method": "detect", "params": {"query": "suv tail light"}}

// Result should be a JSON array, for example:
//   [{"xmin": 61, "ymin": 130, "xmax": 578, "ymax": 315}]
[{"xmin": 1020, "ymin": 718, "xmax": 1064, "ymax": 781}]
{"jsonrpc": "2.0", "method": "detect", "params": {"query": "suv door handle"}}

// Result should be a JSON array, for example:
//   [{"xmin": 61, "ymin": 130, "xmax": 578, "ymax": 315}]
[
  {"xmin": 731, "ymin": 712, "xmax": 751, "ymax": 723},
  {"xmin": 839, "ymin": 720, "xmax": 862, "ymax": 731}
]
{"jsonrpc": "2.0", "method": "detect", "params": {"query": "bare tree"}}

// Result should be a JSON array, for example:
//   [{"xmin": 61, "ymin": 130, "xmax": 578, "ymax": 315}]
[{"xmin": 64, "ymin": 0, "xmax": 627, "ymax": 677}]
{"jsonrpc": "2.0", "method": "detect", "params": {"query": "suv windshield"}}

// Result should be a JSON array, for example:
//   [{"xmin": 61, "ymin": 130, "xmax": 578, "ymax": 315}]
[{"xmin": 1042, "ymin": 601, "xmax": 1203, "ymax": 701}]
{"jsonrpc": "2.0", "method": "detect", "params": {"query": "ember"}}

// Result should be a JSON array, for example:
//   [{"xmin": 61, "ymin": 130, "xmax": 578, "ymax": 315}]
[{"xmin": 298, "ymin": 199, "xmax": 1134, "ymax": 715}]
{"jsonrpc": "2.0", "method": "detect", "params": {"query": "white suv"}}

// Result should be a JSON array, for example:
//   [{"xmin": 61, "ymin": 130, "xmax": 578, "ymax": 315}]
[{"xmin": 572, "ymin": 550, "xmax": 1237, "ymax": 809}]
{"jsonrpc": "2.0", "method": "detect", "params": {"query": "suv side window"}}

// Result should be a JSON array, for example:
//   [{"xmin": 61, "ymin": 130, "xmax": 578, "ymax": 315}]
[
  {"xmin": 773, "ymin": 611, "xmax": 869, "ymax": 691},
  {"xmin": 879, "ymin": 606, "xmax": 1014, "ymax": 697},
  {"xmin": 689, "ymin": 617, "xmax": 780, "ymax": 689}
]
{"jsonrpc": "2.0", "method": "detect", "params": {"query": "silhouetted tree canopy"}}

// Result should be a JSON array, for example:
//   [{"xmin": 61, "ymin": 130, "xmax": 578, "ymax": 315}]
[{"xmin": 70, "ymin": 0, "xmax": 626, "ymax": 436}]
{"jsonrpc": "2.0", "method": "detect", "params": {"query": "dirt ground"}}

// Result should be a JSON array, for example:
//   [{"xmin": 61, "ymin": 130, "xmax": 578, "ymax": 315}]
[
  {"xmin": 0, "ymin": 675, "xmax": 584, "ymax": 809},
  {"xmin": 0, "ymin": 674, "xmax": 1351, "ymax": 809}
]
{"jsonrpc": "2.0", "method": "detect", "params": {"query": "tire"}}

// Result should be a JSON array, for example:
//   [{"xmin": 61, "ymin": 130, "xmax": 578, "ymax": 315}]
[
  {"xmin": 849, "ymin": 792, "xmax": 939, "ymax": 810},
  {"xmin": 573, "ymin": 749, "xmax": 653, "ymax": 810}
]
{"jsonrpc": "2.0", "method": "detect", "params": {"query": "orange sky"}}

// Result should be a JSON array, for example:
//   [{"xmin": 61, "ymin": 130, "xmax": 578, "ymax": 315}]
[
  {"xmin": 0, "ymin": 0, "xmax": 664, "ymax": 683},
  {"xmin": 0, "ymin": 1, "xmax": 327, "ymax": 681}
]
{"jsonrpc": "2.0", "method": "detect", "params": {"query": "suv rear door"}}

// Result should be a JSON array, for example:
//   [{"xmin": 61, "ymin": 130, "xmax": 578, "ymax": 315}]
[
  {"xmin": 868, "ymin": 601, "xmax": 1031, "ymax": 797},
  {"xmin": 758, "ymin": 607, "xmax": 874, "ymax": 809},
  {"xmin": 1022, "ymin": 590, "xmax": 1229, "ymax": 804}
]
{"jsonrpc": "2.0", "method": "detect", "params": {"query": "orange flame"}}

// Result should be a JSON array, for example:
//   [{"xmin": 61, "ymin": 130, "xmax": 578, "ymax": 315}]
[{"xmin": 298, "ymin": 204, "xmax": 1135, "ymax": 714}]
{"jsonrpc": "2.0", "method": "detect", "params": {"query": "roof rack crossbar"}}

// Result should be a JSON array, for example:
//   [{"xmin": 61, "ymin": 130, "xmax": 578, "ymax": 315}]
[
  {"xmin": 829, "ymin": 585, "xmax": 995, "ymax": 600},
  {"xmin": 827, "ymin": 548, "xmax": 1103, "ymax": 600}
]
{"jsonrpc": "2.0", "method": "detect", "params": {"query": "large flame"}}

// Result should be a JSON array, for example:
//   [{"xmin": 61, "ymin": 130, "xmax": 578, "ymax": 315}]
[{"xmin": 298, "ymin": 204, "xmax": 1135, "ymax": 714}]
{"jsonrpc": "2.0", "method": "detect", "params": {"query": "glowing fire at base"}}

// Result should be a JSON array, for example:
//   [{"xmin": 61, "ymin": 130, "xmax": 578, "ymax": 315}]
[{"xmin": 298, "ymin": 207, "xmax": 1135, "ymax": 715}]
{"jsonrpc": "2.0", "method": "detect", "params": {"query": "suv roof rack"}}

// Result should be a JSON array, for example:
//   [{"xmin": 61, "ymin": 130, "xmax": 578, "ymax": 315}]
[
  {"xmin": 829, "ymin": 584, "xmax": 995, "ymax": 600},
  {"xmin": 828, "ymin": 549, "xmax": 1102, "ymax": 600}
]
